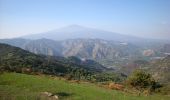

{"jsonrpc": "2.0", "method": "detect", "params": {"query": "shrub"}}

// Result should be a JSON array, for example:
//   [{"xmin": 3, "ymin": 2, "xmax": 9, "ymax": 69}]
[{"xmin": 126, "ymin": 70, "xmax": 160, "ymax": 92}]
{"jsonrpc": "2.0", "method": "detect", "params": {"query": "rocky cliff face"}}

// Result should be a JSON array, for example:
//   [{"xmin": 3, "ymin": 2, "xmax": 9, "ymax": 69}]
[
  {"xmin": 24, "ymin": 39, "xmax": 63, "ymax": 56},
  {"xmin": 22, "ymin": 39, "xmax": 141, "ymax": 60},
  {"xmin": 1, "ymin": 38, "xmax": 167, "ymax": 68}
]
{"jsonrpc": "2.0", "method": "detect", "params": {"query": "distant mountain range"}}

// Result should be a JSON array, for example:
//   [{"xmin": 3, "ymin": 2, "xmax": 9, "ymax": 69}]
[
  {"xmin": 0, "ymin": 38, "xmax": 140, "ymax": 63},
  {"xmin": 21, "ymin": 25, "xmax": 156, "ymax": 43},
  {"xmin": 0, "ymin": 25, "xmax": 170, "ymax": 83},
  {"xmin": 0, "ymin": 38, "xmax": 169, "ymax": 68},
  {"xmin": 0, "ymin": 25, "xmax": 169, "ymax": 69}
]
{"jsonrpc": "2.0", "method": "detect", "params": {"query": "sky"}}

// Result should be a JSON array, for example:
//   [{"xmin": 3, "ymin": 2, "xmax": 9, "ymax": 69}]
[{"xmin": 0, "ymin": 0, "xmax": 170, "ymax": 39}]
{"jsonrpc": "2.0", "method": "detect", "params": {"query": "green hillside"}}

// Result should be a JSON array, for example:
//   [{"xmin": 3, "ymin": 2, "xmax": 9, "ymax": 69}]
[
  {"xmin": 0, "ymin": 43, "xmax": 104, "ymax": 81},
  {"xmin": 0, "ymin": 72, "xmax": 169, "ymax": 100}
]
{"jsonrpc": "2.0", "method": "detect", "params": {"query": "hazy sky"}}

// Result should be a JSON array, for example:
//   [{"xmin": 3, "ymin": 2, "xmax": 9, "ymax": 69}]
[{"xmin": 0, "ymin": 0, "xmax": 170, "ymax": 39}]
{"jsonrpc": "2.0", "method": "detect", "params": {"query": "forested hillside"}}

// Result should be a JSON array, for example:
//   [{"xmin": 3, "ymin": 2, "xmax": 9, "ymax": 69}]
[
  {"xmin": 0, "ymin": 43, "xmax": 96, "ymax": 80},
  {"xmin": 0, "ymin": 43, "xmax": 125, "ymax": 82}
]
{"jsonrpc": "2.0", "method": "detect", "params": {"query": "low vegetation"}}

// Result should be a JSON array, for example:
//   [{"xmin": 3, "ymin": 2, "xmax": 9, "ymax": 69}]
[
  {"xmin": 0, "ymin": 72, "xmax": 169, "ymax": 100},
  {"xmin": 126, "ymin": 70, "xmax": 162, "ymax": 95}
]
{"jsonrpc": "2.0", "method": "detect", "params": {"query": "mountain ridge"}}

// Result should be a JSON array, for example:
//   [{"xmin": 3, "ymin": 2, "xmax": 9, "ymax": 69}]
[
  {"xmin": 1, "ymin": 38, "xmax": 169, "ymax": 69},
  {"xmin": 21, "ymin": 25, "xmax": 151, "ymax": 42}
]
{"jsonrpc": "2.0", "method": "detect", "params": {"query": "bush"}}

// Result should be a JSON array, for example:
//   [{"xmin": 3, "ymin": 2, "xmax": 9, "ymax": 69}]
[{"xmin": 126, "ymin": 70, "xmax": 160, "ymax": 92}]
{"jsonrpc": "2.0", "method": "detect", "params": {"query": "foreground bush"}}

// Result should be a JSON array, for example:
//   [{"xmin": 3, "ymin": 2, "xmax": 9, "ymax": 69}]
[{"xmin": 126, "ymin": 70, "xmax": 161, "ymax": 93}]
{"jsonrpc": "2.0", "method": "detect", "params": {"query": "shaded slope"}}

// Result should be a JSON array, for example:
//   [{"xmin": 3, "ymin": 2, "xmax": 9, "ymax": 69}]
[{"xmin": 0, "ymin": 43, "xmax": 106, "ymax": 80}]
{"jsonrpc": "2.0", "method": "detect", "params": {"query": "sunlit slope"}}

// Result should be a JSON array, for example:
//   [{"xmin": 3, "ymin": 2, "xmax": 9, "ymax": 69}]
[{"xmin": 0, "ymin": 73, "xmax": 169, "ymax": 100}]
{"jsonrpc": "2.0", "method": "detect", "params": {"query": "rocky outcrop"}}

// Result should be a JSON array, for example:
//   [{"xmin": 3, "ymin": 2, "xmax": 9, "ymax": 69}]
[{"xmin": 40, "ymin": 92, "xmax": 59, "ymax": 100}]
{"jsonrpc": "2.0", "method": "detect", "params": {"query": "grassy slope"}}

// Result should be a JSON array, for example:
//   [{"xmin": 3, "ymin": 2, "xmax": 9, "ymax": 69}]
[{"xmin": 0, "ymin": 73, "xmax": 169, "ymax": 100}]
